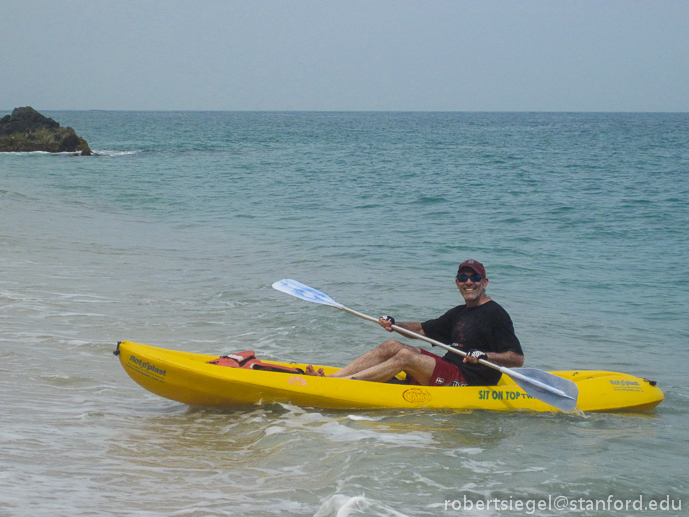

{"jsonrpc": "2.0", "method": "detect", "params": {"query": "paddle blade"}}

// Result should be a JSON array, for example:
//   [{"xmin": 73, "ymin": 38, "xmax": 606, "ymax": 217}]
[
  {"xmin": 505, "ymin": 368, "xmax": 579, "ymax": 412},
  {"xmin": 272, "ymin": 279, "xmax": 344, "ymax": 309}
]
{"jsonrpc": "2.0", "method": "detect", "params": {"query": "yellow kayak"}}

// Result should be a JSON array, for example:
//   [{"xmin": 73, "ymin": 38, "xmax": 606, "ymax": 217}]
[{"xmin": 114, "ymin": 341, "xmax": 664, "ymax": 412}]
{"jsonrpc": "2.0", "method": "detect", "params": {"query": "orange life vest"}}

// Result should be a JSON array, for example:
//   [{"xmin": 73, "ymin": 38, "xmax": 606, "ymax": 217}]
[{"xmin": 207, "ymin": 351, "xmax": 305, "ymax": 374}]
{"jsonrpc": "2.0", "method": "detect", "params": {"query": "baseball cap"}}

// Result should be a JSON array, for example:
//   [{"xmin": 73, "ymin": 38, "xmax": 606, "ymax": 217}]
[{"xmin": 457, "ymin": 259, "xmax": 486, "ymax": 277}]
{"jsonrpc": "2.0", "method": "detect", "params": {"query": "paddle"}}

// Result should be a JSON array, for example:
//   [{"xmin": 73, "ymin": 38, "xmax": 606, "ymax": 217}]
[{"xmin": 272, "ymin": 279, "xmax": 579, "ymax": 412}]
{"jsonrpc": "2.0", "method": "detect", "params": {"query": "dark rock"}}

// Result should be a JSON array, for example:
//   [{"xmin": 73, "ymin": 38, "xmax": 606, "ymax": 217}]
[
  {"xmin": 0, "ymin": 106, "xmax": 59, "ymax": 135},
  {"xmin": 0, "ymin": 107, "xmax": 93, "ymax": 155}
]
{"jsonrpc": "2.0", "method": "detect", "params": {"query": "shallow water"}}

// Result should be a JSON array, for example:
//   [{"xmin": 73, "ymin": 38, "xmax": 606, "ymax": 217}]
[{"xmin": 1, "ymin": 111, "xmax": 687, "ymax": 515}]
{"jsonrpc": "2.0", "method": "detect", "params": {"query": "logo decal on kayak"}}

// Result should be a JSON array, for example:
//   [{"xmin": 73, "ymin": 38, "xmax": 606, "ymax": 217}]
[
  {"xmin": 403, "ymin": 387, "xmax": 432, "ymax": 404},
  {"xmin": 127, "ymin": 354, "xmax": 166, "ymax": 382},
  {"xmin": 288, "ymin": 376, "xmax": 308, "ymax": 386},
  {"xmin": 609, "ymin": 379, "xmax": 642, "ymax": 391}
]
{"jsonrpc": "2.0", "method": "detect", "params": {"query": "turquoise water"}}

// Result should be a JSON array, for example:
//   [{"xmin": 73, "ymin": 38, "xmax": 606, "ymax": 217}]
[{"xmin": 1, "ymin": 111, "xmax": 687, "ymax": 516}]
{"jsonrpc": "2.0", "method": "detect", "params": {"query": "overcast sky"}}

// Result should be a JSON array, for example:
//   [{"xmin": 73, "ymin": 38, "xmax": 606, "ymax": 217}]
[{"xmin": 2, "ymin": 0, "xmax": 688, "ymax": 111}]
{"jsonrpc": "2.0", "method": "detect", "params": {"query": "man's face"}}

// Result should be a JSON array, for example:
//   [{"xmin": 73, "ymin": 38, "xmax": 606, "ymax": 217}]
[{"xmin": 455, "ymin": 267, "xmax": 488, "ymax": 306}]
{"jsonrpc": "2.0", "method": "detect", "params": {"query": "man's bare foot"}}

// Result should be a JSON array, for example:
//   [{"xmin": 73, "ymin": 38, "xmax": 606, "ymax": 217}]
[{"xmin": 305, "ymin": 364, "xmax": 325, "ymax": 377}]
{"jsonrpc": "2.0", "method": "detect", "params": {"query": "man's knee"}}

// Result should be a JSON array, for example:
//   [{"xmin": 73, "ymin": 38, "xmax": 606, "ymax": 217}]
[
  {"xmin": 392, "ymin": 347, "xmax": 422, "ymax": 365},
  {"xmin": 379, "ymin": 339, "xmax": 406, "ymax": 353},
  {"xmin": 374, "ymin": 340, "xmax": 411, "ymax": 363},
  {"xmin": 393, "ymin": 348, "xmax": 436, "ymax": 382}
]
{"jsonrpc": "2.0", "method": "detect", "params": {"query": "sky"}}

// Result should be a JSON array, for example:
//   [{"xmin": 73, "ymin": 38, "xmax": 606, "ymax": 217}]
[{"xmin": 2, "ymin": 0, "xmax": 688, "ymax": 112}]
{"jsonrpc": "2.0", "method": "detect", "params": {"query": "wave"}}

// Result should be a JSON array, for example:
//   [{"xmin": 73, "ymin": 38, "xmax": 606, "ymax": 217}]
[
  {"xmin": 91, "ymin": 149, "xmax": 141, "ymax": 157},
  {"xmin": 315, "ymin": 494, "xmax": 411, "ymax": 517}
]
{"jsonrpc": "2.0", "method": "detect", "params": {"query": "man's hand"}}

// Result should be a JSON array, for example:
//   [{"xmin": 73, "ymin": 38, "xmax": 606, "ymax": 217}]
[
  {"xmin": 463, "ymin": 349, "xmax": 488, "ymax": 364},
  {"xmin": 378, "ymin": 315, "xmax": 395, "ymax": 332}
]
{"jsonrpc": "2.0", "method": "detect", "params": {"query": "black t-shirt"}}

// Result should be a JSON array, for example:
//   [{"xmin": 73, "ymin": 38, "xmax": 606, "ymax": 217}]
[{"xmin": 421, "ymin": 300, "xmax": 523, "ymax": 386}]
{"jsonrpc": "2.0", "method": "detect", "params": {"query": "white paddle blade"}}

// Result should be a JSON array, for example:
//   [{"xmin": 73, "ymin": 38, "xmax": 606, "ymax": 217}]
[
  {"xmin": 272, "ymin": 279, "xmax": 344, "ymax": 309},
  {"xmin": 506, "ymin": 368, "xmax": 579, "ymax": 412}
]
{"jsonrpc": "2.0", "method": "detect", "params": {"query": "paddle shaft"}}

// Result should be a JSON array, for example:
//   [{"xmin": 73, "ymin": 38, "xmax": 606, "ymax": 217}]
[
  {"xmin": 340, "ymin": 305, "xmax": 574, "ymax": 400},
  {"xmin": 340, "ymin": 306, "xmax": 491, "ymax": 367}
]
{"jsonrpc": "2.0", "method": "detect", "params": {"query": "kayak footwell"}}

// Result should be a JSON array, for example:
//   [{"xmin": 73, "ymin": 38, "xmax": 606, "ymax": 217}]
[{"xmin": 115, "ymin": 341, "xmax": 664, "ymax": 413}]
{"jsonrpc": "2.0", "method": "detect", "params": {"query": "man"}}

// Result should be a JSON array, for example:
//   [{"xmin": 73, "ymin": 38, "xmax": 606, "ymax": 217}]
[{"xmin": 306, "ymin": 259, "xmax": 524, "ymax": 386}]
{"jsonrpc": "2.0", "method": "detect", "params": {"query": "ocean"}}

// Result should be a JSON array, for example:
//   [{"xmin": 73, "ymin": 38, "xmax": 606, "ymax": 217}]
[{"xmin": 1, "ymin": 111, "xmax": 687, "ymax": 516}]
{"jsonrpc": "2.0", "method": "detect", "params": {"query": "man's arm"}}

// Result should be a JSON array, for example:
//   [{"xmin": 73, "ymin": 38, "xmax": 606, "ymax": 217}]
[
  {"xmin": 377, "ymin": 317, "xmax": 425, "ymax": 337},
  {"xmin": 395, "ymin": 321, "xmax": 426, "ymax": 337}
]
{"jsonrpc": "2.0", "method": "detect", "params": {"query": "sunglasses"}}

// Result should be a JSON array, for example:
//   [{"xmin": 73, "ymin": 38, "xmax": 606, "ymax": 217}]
[{"xmin": 457, "ymin": 273, "xmax": 483, "ymax": 283}]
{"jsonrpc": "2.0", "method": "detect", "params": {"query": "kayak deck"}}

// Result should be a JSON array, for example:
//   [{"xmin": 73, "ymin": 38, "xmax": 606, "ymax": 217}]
[{"xmin": 114, "ymin": 341, "xmax": 664, "ymax": 412}]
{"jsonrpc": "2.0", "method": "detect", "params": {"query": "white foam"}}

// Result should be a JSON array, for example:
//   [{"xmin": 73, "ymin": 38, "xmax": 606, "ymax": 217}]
[
  {"xmin": 346, "ymin": 414, "xmax": 384, "ymax": 421},
  {"xmin": 91, "ymin": 149, "xmax": 141, "ymax": 156},
  {"xmin": 314, "ymin": 494, "xmax": 410, "ymax": 517},
  {"xmin": 265, "ymin": 425, "xmax": 285, "ymax": 436},
  {"xmin": 316, "ymin": 421, "xmax": 434, "ymax": 446}
]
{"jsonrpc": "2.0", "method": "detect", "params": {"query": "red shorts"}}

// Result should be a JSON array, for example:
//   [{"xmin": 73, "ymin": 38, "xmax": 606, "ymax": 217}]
[{"xmin": 411, "ymin": 349, "xmax": 467, "ymax": 387}]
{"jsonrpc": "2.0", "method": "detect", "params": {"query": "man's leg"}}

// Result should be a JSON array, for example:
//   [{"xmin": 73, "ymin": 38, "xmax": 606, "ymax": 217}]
[
  {"xmin": 342, "ymin": 346, "xmax": 437, "ymax": 384},
  {"xmin": 306, "ymin": 340, "xmax": 415, "ymax": 378}
]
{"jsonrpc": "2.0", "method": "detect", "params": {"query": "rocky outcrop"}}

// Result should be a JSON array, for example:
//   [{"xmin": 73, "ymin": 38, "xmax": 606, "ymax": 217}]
[{"xmin": 0, "ymin": 107, "xmax": 92, "ymax": 155}]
